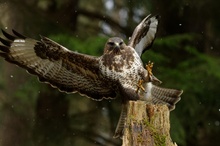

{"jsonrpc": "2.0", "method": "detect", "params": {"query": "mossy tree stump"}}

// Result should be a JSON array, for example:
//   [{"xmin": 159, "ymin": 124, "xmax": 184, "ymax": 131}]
[{"xmin": 122, "ymin": 101, "xmax": 177, "ymax": 146}]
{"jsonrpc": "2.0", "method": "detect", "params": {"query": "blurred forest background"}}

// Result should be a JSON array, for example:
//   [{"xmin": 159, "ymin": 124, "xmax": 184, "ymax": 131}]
[{"xmin": 0, "ymin": 0, "xmax": 219, "ymax": 146}]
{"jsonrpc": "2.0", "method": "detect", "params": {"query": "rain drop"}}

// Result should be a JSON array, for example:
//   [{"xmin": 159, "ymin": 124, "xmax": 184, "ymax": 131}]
[
  {"xmin": 104, "ymin": 0, "xmax": 114, "ymax": 10},
  {"xmin": 215, "ymin": 121, "xmax": 219, "ymax": 126}
]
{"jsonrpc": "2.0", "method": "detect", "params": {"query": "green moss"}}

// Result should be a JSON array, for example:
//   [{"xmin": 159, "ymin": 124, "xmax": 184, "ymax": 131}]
[
  {"xmin": 137, "ymin": 133, "xmax": 144, "ymax": 143},
  {"xmin": 154, "ymin": 132, "xmax": 166, "ymax": 146},
  {"xmin": 143, "ymin": 118, "xmax": 166, "ymax": 146}
]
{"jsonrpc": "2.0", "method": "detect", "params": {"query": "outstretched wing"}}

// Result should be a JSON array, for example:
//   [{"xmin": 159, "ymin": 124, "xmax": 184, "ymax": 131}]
[
  {"xmin": 128, "ymin": 15, "xmax": 159, "ymax": 56},
  {"xmin": 0, "ymin": 30, "xmax": 116, "ymax": 100}
]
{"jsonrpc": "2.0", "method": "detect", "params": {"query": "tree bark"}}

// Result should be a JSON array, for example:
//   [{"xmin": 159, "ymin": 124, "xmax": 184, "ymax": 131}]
[{"xmin": 122, "ymin": 101, "xmax": 177, "ymax": 146}]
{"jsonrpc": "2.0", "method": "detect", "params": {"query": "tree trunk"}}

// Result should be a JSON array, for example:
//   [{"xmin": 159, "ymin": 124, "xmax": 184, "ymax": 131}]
[{"xmin": 122, "ymin": 101, "xmax": 177, "ymax": 146}]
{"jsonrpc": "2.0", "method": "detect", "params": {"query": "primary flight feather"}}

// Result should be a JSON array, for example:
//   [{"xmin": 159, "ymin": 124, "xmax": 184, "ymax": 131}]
[{"xmin": 0, "ymin": 15, "xmax": 183, "ymax": 138}]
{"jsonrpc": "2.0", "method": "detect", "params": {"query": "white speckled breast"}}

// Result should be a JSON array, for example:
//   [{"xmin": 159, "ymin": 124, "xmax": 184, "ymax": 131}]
[{"xmin": 99, "ymin": 46, "xmax": 145, "ymax": 90}]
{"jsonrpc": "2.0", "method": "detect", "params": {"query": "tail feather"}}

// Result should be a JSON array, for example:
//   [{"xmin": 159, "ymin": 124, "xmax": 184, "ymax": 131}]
[
  {"xmin": 114, "ymin": 83, "xmax": 183, "ymax": 138},
  {"xmin": 113, "ymin": 104, "xmax": 127, "ymax": 138},
  {"xmin": 141, "ymin": 82, "xmax": 183, "ymax": 110}
]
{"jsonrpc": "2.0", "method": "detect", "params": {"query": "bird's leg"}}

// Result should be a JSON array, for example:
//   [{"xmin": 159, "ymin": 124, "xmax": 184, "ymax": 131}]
[
  {"xmin": 136, "ymin": 79, "xmax": 146, "ymax": 93},
  {"xmin": 146, "ymin": 61, "xmax": 154, "ymax": 77},
  {"xmin": 136, "ymin": 61, "xmax": 154, "ymax": 93},
  {"xmin": 145, "ymin": 61, "xmax": 162, "ymax": 84}
]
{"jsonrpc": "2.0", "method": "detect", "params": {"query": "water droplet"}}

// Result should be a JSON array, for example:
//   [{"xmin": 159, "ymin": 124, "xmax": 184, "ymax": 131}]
[
  {"xmin": 104, "ymin": 0, "xmax": 114, "ymax": 10},
  {"xmin": 215, "ymin": 121, "xmax": 219, "ymax": 126}
]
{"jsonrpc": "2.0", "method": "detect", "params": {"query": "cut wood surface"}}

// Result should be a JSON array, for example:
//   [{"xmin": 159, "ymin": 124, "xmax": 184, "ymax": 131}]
[{"xmin": 122, "ymin": 101, "xmax": 177, "ymax": 146}]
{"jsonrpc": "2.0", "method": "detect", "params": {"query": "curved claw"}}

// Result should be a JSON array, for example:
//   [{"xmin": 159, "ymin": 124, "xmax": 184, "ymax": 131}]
[
  {"xmin": 146, "ymin": 61, "xmax": 154, "ymax": 77},
  {"xmin": 136, "ymin": 80, "xmax": 146, "ymax": 93}
]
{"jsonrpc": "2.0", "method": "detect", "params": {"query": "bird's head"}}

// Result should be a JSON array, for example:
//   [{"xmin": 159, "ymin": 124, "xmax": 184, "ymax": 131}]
[{"xmin": 104, "ymin": 37, "xmax": 125, "ymax": 55}]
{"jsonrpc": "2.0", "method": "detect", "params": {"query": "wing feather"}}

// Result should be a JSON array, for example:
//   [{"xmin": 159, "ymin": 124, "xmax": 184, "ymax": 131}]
[
  {"xmin": 0, "ymin": 30, "xmax": 116, "ymax": 100},
  {"xmin": 128, "ymin": 15, "xmax": 159, "ymax": 56}
]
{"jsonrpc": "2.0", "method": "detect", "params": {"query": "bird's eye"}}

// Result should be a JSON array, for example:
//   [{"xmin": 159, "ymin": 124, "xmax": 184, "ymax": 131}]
[
  {"xmin": 119, "ymin": 42, "xmax": 123, "ymax": 46},
  {"xmin": 107, "ymin": 42, "xmax": 115, "ymax": 46}
]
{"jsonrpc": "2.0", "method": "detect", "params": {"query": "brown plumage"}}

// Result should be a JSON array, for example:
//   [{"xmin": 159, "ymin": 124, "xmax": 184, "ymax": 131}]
[
  {"xmin": 128, "ymin": 14, "xmax": 160, "ymax": 56},
  {"xmin": 0, "ymin": 30, "xmax": 116, "ymax": 100},
  {"xmin": 0, "ymin": 14, "xmax": 183, "ymax": 138}
]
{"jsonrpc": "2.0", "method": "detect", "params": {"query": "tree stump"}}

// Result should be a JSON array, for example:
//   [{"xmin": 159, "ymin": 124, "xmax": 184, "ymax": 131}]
[{"xmin": 122, "ymin": 101, "xmax": 177, "ymax": 146}]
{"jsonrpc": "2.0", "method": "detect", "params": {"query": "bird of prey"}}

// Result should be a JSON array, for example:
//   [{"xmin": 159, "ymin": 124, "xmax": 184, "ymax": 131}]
[{"xmin": 0, "ymin": 15, "xmax": 183, "ymax": 138}]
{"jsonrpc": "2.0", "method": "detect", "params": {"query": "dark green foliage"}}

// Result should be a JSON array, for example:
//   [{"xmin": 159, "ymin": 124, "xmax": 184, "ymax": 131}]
[
  {"xmin": 50, "ymin": 32, "xmax": 220, "ymax": 145},
  {"xmin": 0, "ymin": 0, "xmax": 220, "ymax": 146},
  {"xmin": 49, "ymin": 34, "xmax": 107, "ymax": 56},
  {"xmin": 142, "ymin": 34, "xmax": 220, "ymax": 146}
]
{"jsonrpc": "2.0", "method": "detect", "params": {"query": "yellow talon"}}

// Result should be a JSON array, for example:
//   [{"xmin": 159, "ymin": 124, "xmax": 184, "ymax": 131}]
[
  {"xmin": 136, "ymin": 79, "xmax": 146, "ymax": 93},
  {"xmin": 146, "ymin": 61, "xmax": 154, "ymax": 76}
]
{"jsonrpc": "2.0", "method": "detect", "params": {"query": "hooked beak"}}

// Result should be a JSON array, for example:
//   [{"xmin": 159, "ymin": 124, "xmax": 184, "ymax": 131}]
[
  {"xmin": 114, "ymin": 42, "xmax": 120, "ymax": 49},
  {"xmin": 113, "ymin": 43, "xmax": 121, "ymax": 54}
]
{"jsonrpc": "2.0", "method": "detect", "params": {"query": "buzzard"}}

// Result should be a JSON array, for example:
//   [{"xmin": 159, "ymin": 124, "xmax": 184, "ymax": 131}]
[{"xmin": 0, "ymin": 15, "xmax": 183, "ymax": 138}]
